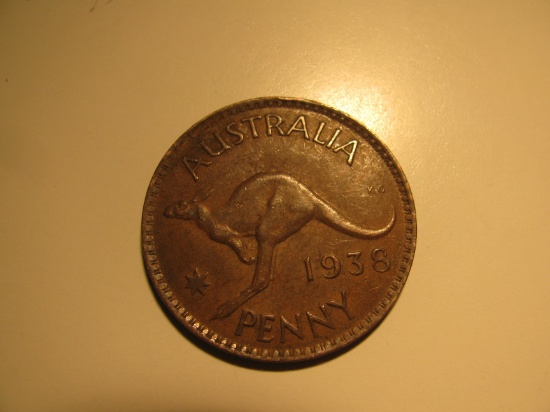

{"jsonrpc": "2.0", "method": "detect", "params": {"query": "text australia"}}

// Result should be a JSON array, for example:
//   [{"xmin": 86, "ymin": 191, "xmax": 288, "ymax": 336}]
[{"xmin": 183, "ymin": 113, "xmax": 361, "ymax": 181}]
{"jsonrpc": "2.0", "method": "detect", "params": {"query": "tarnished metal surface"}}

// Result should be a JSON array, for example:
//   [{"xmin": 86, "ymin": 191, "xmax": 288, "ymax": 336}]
[{"xmin": 142, "ymin": 97, "xmax": 416, "ymax": 362}]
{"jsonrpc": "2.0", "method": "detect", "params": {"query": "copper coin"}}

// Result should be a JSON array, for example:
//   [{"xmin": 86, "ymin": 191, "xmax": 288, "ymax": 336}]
[{"xmin": 142, "ymin": 97, "xmax": 416, "ymax": 362}]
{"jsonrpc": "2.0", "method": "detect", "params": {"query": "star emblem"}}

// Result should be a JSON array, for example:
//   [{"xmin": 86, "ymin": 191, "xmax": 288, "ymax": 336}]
[{"xmin": 184, "ymin": 268, "xmax": 210, "ymax": 296}]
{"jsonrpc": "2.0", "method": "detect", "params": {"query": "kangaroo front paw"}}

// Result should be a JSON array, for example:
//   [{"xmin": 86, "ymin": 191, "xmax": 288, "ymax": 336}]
[
  {"xmin": 240, "ymin": 255, "xmax": 256, "ymax": 265},
  {"xmin": 230, "ymin": 237, "xmax": 257, "ymax": 265},
  {"xmin": 211, "ymin": 300, "xmax": 239, "ymax": 320},
  {"xmin": 235, "ymin": 246, "xmax": 256, "ymax": 265}
]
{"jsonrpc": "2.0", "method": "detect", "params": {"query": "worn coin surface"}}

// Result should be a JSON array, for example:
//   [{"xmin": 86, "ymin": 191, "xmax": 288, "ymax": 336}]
[{"xmin": 142, "ymin": 97, "xmax": 416, "ymax": 362}]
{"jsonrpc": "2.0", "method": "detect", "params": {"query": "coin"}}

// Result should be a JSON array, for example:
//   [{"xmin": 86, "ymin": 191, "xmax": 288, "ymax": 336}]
[{"xmin": 142, "ymin": 97, "xmax": 416, "ymax": 362}]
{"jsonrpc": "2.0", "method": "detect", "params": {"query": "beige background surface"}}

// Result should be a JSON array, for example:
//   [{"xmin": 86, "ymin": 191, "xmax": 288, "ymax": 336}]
[{"xmin": 1, "ymin": 1, "xmax": 549, "ymax": 411}]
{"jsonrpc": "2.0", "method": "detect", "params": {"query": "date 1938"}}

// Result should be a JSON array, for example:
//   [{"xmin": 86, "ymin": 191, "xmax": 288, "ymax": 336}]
[{"xmin": 303, "ymin": 249, "xmax": 390, "ymax": 282}]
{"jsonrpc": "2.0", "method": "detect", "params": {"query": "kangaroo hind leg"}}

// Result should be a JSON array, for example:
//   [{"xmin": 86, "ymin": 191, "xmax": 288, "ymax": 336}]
[{"xmin": 211, "ymin": 241, "xmax": 274, "ymax": 320}]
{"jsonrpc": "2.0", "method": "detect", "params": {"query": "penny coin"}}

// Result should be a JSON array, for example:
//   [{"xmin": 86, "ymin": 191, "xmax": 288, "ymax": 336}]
[{"xmin": 142, "ymin": 97, "xmax": 416, "ymax": 362}]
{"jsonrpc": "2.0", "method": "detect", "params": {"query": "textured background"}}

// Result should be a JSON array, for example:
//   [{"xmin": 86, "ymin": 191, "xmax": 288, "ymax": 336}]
[{"xmin": 1, "ymin": 1, "xmax": 549, "ymax": 411}]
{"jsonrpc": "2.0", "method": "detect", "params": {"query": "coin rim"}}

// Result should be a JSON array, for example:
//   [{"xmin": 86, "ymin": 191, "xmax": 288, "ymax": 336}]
[{"xmin": 141, "ymin": 97, "xmax": 417, "ymax": 362}]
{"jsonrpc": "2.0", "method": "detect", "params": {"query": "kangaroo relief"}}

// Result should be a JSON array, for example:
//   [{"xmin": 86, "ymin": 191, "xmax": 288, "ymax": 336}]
[{"xmin": 164, "ymin": 172, "xmax": 395, "ymax": 320}]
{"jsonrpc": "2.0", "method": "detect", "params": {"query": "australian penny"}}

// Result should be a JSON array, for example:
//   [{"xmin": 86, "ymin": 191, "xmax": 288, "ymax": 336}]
[{"xmin": 142, "ymin": 97, "xmax": 416, "ymax": 362}]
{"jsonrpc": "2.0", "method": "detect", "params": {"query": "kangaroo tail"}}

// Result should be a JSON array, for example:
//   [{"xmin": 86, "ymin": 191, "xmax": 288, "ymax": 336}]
[{"xmin": 316, "ymin": 200, "xmax": 396, "ymax": 239}]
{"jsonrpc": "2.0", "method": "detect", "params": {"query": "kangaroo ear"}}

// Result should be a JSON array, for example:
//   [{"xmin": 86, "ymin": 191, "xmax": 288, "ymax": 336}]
[{"xmin": 191, "ymin": 188, "xmax": 214, "ymax": 203}]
